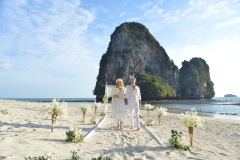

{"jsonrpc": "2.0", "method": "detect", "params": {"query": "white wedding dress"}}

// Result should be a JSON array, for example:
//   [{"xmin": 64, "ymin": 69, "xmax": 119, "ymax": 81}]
[{"xmin": 111, "ymin": 87, "xmax": 128, "ymax": 122}]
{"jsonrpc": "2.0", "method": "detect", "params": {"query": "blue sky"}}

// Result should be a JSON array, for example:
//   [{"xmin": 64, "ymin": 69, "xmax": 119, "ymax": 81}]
[{"xmin": 0, "ymin": 0, "xmax": 240, "ymax": 98}]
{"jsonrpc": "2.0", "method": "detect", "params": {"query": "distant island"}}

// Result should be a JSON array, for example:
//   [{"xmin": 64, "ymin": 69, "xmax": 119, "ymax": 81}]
[{"xmin": 224, "ymin": 94, "xmax": 237, "ymax": 97}]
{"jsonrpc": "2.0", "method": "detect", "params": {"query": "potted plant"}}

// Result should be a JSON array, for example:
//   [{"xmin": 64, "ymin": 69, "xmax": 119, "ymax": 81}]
[
  {"xmin": 155, "ymin": 107, "xmax": 168, "ymax": 125},
  {"xmin": 144, "ymin": 103, "xmax": 154, "ymax": 117},
  {"xmin": 42, "ymin": 98, "xmax": 68, "ymax": 133},
  {"xmin": 181, "ymin": 108, "xmax": 203, "ymax": 146},
  {"xmin": 80, "ymin": 104, "xmax": 91, "ymax": 123}
]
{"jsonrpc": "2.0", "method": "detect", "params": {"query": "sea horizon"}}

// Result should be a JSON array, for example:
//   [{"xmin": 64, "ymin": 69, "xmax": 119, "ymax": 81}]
[{"xmin": 0, "ymin": 96, "xmax": 239, "ymax": 100}]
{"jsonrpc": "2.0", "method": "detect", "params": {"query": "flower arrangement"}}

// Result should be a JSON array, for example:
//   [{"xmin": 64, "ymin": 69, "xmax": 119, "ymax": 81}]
[
  {"xmin": 102, "ymin": 95, "xmax": 108, "ymax": 104},
  {"xmin": 92, "ymin": 102, "xmax": 101, "ymax": 116},
  {"xmin": 146, "ymin": 119, "xmax": 154, "ymax": 126},
  {"xmin": 112, "ymin": 88, "xmax": 119, "ymax": 97},
  {"xmin": 144, "ymin": 103, "xmax": 154, "ymax": 117},
  {"xmin": 101, "ymin": 111, "xmax": 106, "ymax": 116},
  {"xmin": 80, "ymin": 104, "xmax": 91, "ymax": 112},
  {"xmin": 42, "ymin": 98, "xmax": 68, "ymax": 133},
  {"xmin": 169, "ymin": 130, "xmax": 191, "ymax": 151},
  {"xmin": 155, "ymin": 107, "xmax": 168, "ymax": 125},
  {"xmin": 156, "ymin": 107, "xmax": 168, "ymax": 116},
  {"xmin": 80, "ymin": 104, "xmax": 91, "ymax": 123},
  {"xmin": 181, "ymin": 108, "xmax": 203, "ymax": 128},
  {"xmin": 66, "ymin": 127, "xmax": 84, "ymax": 143},
  {"xmin": 106, "ymin": 106, "xmax": 109, "ymax": 113},
  {"xmin": 90, "ymin": 117, "xmax": 98, "ymax": 125},
  {"xmin": 181, "ymin": 108, "xmax": 203, "ymax": 146}
]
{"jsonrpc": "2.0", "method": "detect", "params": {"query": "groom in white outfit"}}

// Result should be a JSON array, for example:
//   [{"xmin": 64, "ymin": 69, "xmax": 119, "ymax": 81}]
[{"xmin": 125, "ymin": 75, "xmax": 141, "ymax": 131}]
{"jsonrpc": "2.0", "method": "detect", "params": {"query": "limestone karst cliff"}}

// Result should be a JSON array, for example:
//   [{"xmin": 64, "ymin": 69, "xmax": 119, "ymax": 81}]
[
  {"xmin": 179, "ymin": 57, "xmax": 215, "ymax": 99},
  {"xmin": 93, "ymin": 22, "xmax": 214, "ymax": 100}
]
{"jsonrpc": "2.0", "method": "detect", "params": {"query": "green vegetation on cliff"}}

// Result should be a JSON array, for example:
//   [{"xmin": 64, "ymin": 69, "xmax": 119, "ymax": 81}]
[{"xmin": 136, "ymin": 73, "xmax": 176, "ymax": 100}]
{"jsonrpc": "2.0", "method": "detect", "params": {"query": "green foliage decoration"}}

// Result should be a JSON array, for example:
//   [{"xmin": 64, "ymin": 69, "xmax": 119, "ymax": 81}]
[
  {"xmin": 24, "ymin": 152, "xmax": 112, "ymax": 160},
  {"xmin": 71, "ymin": 151, "xmax": 81, "ymax": 160},
  {"xmin": 66, "ymin": 127, "xmax": 84, "ymax": 143},
  {"xmin": 24, "ymin": 156, "xmax": 47, "ymax": 160},
  {"xmin": 92, "ymin": 156, "xmax": 112, "ymax": 160},
  {"xmin": 146, "ymin": 119, "xmax": 154, "ymax": 126},
  {"xmin": 169, "ymin": 130, "xmax": 191, "ymax": 151},
  {"xmin": 0, "ymin": 109, "xmax": 8, "ymax": 115}
]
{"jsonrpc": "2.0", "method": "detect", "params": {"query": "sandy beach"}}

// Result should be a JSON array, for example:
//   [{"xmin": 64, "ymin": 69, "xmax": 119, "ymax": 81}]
[{"xmin": 0, "ymin": 100, "xmax": 240, "ymax": 160}]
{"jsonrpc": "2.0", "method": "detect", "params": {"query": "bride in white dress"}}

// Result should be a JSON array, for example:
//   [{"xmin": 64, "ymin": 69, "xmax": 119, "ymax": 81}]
[{"xmin": 111, "ymin": 78, "xmax": 128, "ymax": 129}]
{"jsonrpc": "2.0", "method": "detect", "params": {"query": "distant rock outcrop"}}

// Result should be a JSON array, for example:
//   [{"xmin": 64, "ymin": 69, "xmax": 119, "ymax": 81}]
[
  {"xmin": 179, "ymin": 58, "xmax": 215, "ymax": 99},
  {"xmin": 224, "ymin": 94, "xmax": 237, "ymax": 97},
  {"xmin": 93, "ymin": 22, "xmax": 215, "ymax": 100}
]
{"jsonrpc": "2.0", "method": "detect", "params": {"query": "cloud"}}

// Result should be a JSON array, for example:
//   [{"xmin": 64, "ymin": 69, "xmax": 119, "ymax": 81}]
[
  {"xmin": 0, "ymin": 0, "xmax": 99, "ymax": 75},
  {"xmin": 140, "ymin": 1, "xmax": 153, "ymax": 10},
  {"xmin": 142, "ymin": 0, "xmax": 238, "ymax": 25},
  {"xmin": 0, "ymin": 0, "xmax": 101, "ymax": 98},
  {"xmin": 144, "ymin": 5, "xmax": 164, "ymax": 19},
  {"xmin": 1, "ymin": 0, "xmax": 95, "ymax": 57},
  {"xmin": 119, "ymin": 12, "xmax": 126, "ymax": 17},
  {"xmin": 0, "ymin": 62, "xmax": 13, "ymax": 69},
  {"xmin": 214, "ymin": 17, "xmax": 240, "ymax": 29}
]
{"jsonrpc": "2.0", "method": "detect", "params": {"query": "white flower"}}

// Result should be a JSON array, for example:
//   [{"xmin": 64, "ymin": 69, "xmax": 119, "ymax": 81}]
[
  {"xmin": 112, "ymin": 88, "xmax": 119, "ymax": 96},
  {"xmin": 80, "ymin": 104, "xmax": 91, "ymax": 112},
  {"xmin": 144, "ymin": 103, "xmax": 154, "ymax": 110},
  {"xmin": 42, "ymin": 98, "xmax": 68, "ymax": 118},
  {"xmin": 181, "ymin": 108, "xmax": 203, "ymax": 127},
  {"xmin": 102, "ymin": 95, "xmax": 108, "ymax": 103},
  {"xmin": 155, "ymin": 107, "xmax": 168, "ymax": 116},
  {"xmin": 92, "ymin": 102, "xmax": 101, "ymax": 109}
]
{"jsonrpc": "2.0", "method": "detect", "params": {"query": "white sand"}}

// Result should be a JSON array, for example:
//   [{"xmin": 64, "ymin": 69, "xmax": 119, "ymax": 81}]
[{"xmin": 0, "ymin": 100, "xmax": 240, "ymax": 160}]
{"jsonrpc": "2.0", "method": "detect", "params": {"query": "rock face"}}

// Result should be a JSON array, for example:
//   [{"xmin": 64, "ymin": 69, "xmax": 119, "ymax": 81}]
[
  {"xmin": 94, "ymin": 22, "xmax": 179, "ymax": 100},
  {"xmin": 179, "ymin": 58, "xmax": 215, "ymax": 99},
  {"xmin": 94, "ymin": 22, "xmax": 215, "ymax": 100}
]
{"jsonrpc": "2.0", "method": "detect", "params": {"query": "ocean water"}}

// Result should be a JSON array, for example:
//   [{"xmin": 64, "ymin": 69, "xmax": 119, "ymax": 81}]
[
  {"xmin": 148, "ymin": 97, "xmax": 240, "ymax": 120},
  {"xmin": 2, "ymin": 97, "xmax": 240, "ymax": 120}
]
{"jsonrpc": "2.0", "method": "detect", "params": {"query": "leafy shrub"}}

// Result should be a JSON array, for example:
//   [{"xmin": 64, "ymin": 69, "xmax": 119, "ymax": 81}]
[
  {"xmin": 101, "ymin": 111, "xmax": 106, "ymax": 116},
  {"xmin": 66, "ymin": 127, "xmax": 84, "ymax": 143},
  {"xmin": 139, "ymin": 114, "xmax": 143, "ymax": 118},
  {"xmin": 90, "ymin": 117, "xmax": 98, "ymax": 125},
  {"xmin": 0, "ymin": 109, "xmax": 8, "ymax": 115},
  {"xmin": 25, "ymin": 156, "xmax": 47, "ymax": 160},
  {"xmin": 92, "ymin": 156, "xmax": 112, "ymax": 160},
  {"xmin": 146, "ymin": 119, "xmax": 154, "ymax": 126},
  {"xmin": 169, "ymin": 130, "xmax": 190, "ymax": 151},
  {"xmin": 71, "ymin": 151, "xmax": 81, "ymax": 160}
]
